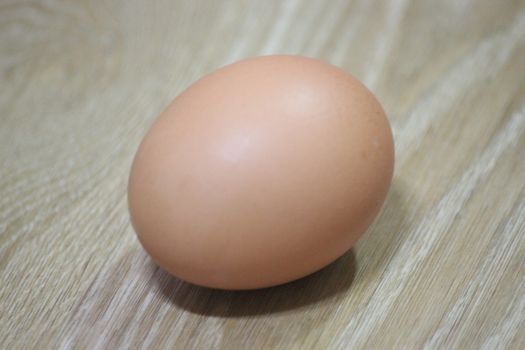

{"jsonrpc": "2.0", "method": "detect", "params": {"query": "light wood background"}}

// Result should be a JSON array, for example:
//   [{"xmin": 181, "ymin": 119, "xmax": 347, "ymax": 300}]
[{"xmin": 1, "ymin": 1, "xmax": 525, "ymax": 349}]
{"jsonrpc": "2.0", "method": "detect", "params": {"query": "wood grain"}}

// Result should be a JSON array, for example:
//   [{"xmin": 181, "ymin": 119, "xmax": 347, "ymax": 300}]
[{"xmin": 1, "ymin": 1, "xmax": 525, "ymax": 349}]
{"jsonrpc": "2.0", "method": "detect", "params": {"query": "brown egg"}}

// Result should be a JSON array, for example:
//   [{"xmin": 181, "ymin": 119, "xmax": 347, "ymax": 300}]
[{"xmin": 128, "ymin": 56, "xmax": 394, "ymax": 290}]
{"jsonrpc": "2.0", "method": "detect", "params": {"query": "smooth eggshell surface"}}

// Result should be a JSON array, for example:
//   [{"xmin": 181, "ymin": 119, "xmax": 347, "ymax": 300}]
[{"xmin": 128, "ymin": 56, "xmax": 394, "ymax": 290}]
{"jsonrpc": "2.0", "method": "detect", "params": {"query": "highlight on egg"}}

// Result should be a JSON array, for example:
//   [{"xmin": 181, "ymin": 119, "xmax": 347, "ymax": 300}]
[{"xmin": 128, "ymin": 55, "xmax": 394, "ymax": 290}]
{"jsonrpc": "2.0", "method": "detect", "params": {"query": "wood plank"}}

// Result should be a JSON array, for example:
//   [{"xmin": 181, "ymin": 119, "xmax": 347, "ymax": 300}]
[{"xmin": 1, "ymin": 1, "xmax": 524, "ymax": 348}]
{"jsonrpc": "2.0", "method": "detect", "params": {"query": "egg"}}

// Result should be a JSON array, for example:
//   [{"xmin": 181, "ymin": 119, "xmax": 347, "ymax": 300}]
[{"xmin": 128, "ymin": 56, "xmax": 394, "ymax": 290}]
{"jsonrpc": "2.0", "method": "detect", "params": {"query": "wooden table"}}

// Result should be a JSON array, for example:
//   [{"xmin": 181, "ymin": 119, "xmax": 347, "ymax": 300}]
[{"xmin": 1, "ymin": 1, "xmax": 524, "ymax": 349}]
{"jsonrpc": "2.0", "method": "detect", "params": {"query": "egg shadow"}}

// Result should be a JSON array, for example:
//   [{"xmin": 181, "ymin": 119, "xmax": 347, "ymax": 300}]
[
  {"xmin": 356, "ymin": 177, "xmax": 415, "ymax": 277},
  {"xmin": 153, "ymin": 250, "xmax": 356, "ymax": 317},
  {"xmin": 152, "ymin": 178, "xmax": 409, "ymax": 317}
]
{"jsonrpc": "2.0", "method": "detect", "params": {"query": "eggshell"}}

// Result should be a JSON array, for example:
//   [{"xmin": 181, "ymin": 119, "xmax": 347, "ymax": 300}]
[{"xmin": 128, "ymin": 55, "xmax": 394, "ymax": 290}]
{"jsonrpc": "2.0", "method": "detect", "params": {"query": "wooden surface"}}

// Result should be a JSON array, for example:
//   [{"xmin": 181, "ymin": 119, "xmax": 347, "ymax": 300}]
[{"xmin": 1, "ymin": 1, "xmax": 525, "ymax": 349}]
